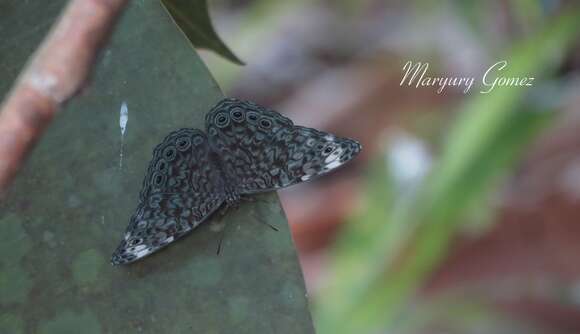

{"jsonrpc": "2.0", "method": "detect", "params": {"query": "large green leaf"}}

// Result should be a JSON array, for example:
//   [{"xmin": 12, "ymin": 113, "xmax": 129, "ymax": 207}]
[
  {"xmin": 0, "ymin": 1, "xmax": 312, "ymax": 333},
  {"xmin": 161, "ymin": 0, "xmax": 244, "ymax": 65}
]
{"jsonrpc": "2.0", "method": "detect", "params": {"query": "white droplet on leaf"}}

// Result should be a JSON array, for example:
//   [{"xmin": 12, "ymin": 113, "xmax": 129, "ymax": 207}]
[
  {"xmin": 120, "ymin": 102, "xmax": 129, "ymax": 136},
  {"xmin": 119, "ymin": 102, "xmax": 129, "ymax": 168}
]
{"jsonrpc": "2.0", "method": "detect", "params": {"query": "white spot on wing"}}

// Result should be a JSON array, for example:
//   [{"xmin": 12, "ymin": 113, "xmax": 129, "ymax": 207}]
[
  {"xmin": 134, "ymin": 247, "xmax": 152, "ymax": 258},
  {"xmin": 133, "ymin": 244, "xmax": 147, "ymax": 252},
  {"xmin": 324, "ymin": 147, "xmax": 343, "ymax": 163},
  {"xmin": 325, "ymin": 159, "xmax": 344, "ymax": 170}
]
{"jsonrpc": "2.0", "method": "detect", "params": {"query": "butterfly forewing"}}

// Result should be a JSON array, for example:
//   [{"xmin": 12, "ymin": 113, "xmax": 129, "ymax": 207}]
[
  {"xmin": 205, "ymin": 99, "xmax": 361, "ymax": 193},
  {"xmin": 111, "ymin": 129, "xmax": 225, "ymax": 265}
]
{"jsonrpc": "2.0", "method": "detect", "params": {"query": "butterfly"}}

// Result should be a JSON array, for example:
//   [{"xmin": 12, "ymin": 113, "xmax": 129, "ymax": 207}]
[{"xmin": 111, "ymin": 98, "xmax": 361, "ymax": 264}]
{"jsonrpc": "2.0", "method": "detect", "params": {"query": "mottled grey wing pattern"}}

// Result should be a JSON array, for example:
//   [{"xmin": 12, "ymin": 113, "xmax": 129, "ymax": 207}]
[
  {"xmin": 111, "ymin": 129, "xmax": 225, "ymax": 265},
  {"xmin": 205, "ymin": 99, "xmax": 362, "ymax": 193},
  {"xmin": 112, "ymin": 98, "xmax": 362, "ymax": 265}
]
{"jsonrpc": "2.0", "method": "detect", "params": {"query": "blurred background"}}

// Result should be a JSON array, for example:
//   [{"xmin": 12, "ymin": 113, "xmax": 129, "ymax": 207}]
[{"xmin": 202, "ymin": 1, "xmax": 580, "ymax": 333}]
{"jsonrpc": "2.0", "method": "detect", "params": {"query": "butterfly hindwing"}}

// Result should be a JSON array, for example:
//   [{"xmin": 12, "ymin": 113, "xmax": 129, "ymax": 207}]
[
  {"xmin": 205, "ymin": 99, "xmax": 361, "ymax": 194},
  {"xmin": 111, "ymin": 129, "xmax": 225, "ymax": 265}
]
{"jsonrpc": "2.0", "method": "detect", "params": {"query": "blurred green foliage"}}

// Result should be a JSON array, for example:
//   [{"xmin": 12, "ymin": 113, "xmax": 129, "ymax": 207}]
[
  {"xmin": 161, "ymin": 0, "xmax": 243, "ymax": 65},
  {"xmin": 314, "ymin": 8, "xmax": 580, "ymax": 334}
]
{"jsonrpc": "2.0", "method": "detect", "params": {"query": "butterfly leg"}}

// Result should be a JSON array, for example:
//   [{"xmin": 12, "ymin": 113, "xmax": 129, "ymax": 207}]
[
  {"xmin": 241, "ymin": 194, "xmax": 272, "ymax": 204},
  {"xmin": 254, "ymin": 215, "xmax": 279, "ymax": 231},
  {"xmin": 215, "ymin": 220, "xmax": 229, "ymax": 255},
  {"xmin": 244, "ymin": 197, "xmax": 279, "ymax": 231},
  {"xmin": 216, "ymin": 225, "xmax": 226, "ymax": 255},
  {"xmin": 242, "ymin": 196, "xmax": 256, "ymax": 203},
  {"xmin": 262, "ymin": 221, "xmax": 279, "ymax": 231}
]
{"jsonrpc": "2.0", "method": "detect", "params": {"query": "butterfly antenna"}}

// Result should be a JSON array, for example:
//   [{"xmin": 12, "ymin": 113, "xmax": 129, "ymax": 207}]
[{"xmin": 261, "ymin": 220, "xmax": 279, "ymax": 232}]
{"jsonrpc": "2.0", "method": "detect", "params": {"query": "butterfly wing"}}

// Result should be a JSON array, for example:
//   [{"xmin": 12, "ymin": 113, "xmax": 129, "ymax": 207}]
[
  {"xmin": 205, "ymin": 98, "xmax": 361, "ymax": 194},
  {"xmin": 111, "ymin": 129, "xmax": 225, "ymax": 265}
]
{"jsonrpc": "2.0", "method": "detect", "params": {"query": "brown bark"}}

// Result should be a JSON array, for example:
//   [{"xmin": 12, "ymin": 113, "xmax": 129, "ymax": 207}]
[{"xmin": 0, "ymin": 0, "xmax": 129, "ymax": 197}]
